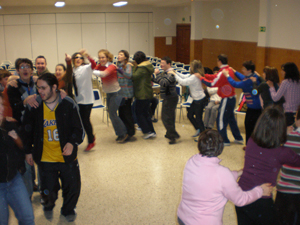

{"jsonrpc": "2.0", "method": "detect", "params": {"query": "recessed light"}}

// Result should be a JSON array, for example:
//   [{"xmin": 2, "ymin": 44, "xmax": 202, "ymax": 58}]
[
  {"xmin": 0, "ymin": 6, "xmax": 2, "ymax": 9},
  {"xmin": 55, "ymin": 1, "xmax": 65, "ymax": 7},
  {"xmin": 113, "ymin": 1, "xmax": 128, "ymax": 7}
]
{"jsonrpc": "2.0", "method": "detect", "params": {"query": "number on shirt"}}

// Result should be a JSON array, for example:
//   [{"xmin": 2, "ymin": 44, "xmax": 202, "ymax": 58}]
[{"xmin": 47, "ymin": 129, "xmax": 59, "ymax": 141}]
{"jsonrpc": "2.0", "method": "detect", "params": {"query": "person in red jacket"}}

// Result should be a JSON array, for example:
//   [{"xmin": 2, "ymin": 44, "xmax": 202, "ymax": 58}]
[{"xmin": 198, "ymin": 54, "xmax": 243, "ymax": 146}]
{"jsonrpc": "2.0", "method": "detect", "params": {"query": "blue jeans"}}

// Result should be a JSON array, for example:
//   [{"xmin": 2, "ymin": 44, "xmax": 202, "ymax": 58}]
[
  {"xmin": 22, "ymin": 160, "xmax": 33, "ymax": 199},
  {"xmin": 0, "ymin": 172, "xmax": 35, "ymax": 225}
]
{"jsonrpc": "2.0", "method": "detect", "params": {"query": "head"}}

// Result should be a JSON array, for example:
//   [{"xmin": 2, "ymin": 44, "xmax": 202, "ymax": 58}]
[
  {"xmin": 14, "ymin": 58, "xmax": 22, "ymax": 72},
  {"xmin": 35, "ymin": 56, "xmax": 47, "ymax": 74},
  {"xmin": 118, "ymin": 50, "xmax": 129, "ymax": 64},
  {"xmin": 133, "ymin": 51, "xmax": 146, "ymax": 65},
  {"xmin": 252, "ymin": 105, "xmax": 287, "ymax": 149},
  {"xmin": 98, "ymin": 49, "xmax": 113, "ymax": 66},
  {"xmin": 160, "ymin": 56, "xmax": 172, "ymax": 71},
  {"xmin": 213, "ymin": 66, "xmax": 220, "ymax": 74},
  {"xmin": 281, "ymin": 62, "xmax": 300, "ymax": 82},
  {"xmin": 37, "ymin": 73, "xmax": 58, "ymax": 102},
  {"xmin": 17, "ymin": 58, "xmax": 34, "ymax": 83},
  {"xmin": 217, "ymin": 54, "xmax": 228, "ymax": 67},
  {"xmin": 72, "ymin": 52, "xmax": 84, "ymax": 68},
  {"xmin": 55, "ymin": 64, "xmax": 66, "ymax": 79},
  {"xmin": 190, "ymin": 60, "xmax": 204, "ymax": 76},
  {"xmin": 263, "ymin": 66, "xmax": 279, "ymax": 83},
  {"xmin": 204, "ymin": 67, "xmax": 213, "ymax": 75},
  {"xmin": 0, "ymin": 70, "xmax": 11, "ymax": 87},
  {"xmin": 0, "ymin": 92, "xmax": 3, "ymax": 123},
  {"xmin": 242, "ymin": 60, "xmax": 255, "ymax": 75},
  {"xmin": 197, "ymin": 129, "xmax": 224, "ymax": 157}
]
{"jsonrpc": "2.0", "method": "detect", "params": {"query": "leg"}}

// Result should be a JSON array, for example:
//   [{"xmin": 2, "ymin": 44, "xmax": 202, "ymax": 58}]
[
  {"xmin": 203, "ymin": 101, "xmax": 214, "ymax": 128},
  {"xmin": 107, "ymin": 93, "xmax": 127, "ymax": 136},
  {"xmin": 285, "ymin": 112, "xmax": 296, "ymax": 127},
  {"xmin": 149, "ymin": 97, "xmax": 158, "ymax": 117},
  {"xmin": 21, "ymin": 160, "xmax": 33, "ymax": 199},
  {"xmin": 187, "ymin": 101, "xmax": 198, "ymax": 130},
  {"xmin": 161, "ymin": 96, "xmax": 179, "ymax": 139},
  {"xmin": 78, "ymin": 104, "xmax": 94, "ymax": 144},
  {"xmin": 119, "ymin": 98, "xmax": 135, "ymax": 136},
  {"xmin": 245, "ymin": 108, "xmax": 262, "ymax": 144},
  {"xmin": 227, "ymin": 97, "xmax": 243, "ymax": 141},
  {"xmin": 217, "ymin": 98, "xmax": 230, "ymax": 144},
  {"xmin": 193, "ymin": 98, "xmax": 206, "ymax": 133},
  {"xmin": 208, "ymin": 104, "xmax": 219, "ymax": 129},
  {"xmin": 0, "ymin": 180, "xmax": 9, "ymax": 225},
  {"xmin": 275, "ymin": 191, "xmax": 297, "ymax": 225},
  {"xmin": 60, "ymin": 160, "xmax": 81, "ymax": 217},
  {"xmin": 6, "ymin": 173, "xmax": 35, "ymax": 225},
  {"xmin": 136, "ymin": 99, "xmax": 155, "ymax": 134}
]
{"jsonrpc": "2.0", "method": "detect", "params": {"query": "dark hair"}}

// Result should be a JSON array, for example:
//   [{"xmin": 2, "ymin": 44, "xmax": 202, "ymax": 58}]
[
  {"xmin": 190, "ymin": 60, "xmax": 204, "ymax": 76},
  {"xmin": 281, "ymin": 62, "xmax": 300, "ymax": 83},
  {"xmin": 162, "ymin": 56, "xmax": 172, "ymax": 65},
  {"xmin": 197, "ymin": 129, "xmax": 224, "ymax": 157},
  {"xmin": 35, "ymin": 55, "xmax": 47, "ymax": 64},
  {"xmin": 242, "ymin": 60, "xmax": 255, "ymax": 73},
  {"xmin": 38, "ymin": 73, "xmax": 58, "ymax": 91},
  {"xmin": 17, "ymin": 58, "xmax": 33, "ymax": 70},
  {"xmin": 251, "ymin": 105, "xmax": 287, "ymax": 148},
  {"xmin": 133, "ymin": 51, "xmax": 146, "ymax": 65},
  {"xmin": 204, "ymin": 67, "xmax": 213, "ymax": 74},
  {"xmin": 14, "ymin": 58, "xmax": 22, "ymax": 69},
  {"xmin": 98, "ymin": 49, "xmax": 114, "ymax": 63},
  {"xmin": 263, "ymin": 66, "xmax": 279, "ymax": 83},
  {"xmin": 213, "ymin": 66, "xmax": 220, "ymax": 73},
  {"xmin": 217, "ymin": 54, "xmax": 228, "ymax": 65},
  {"xmin": 118, "ymin": 50, "xmax": 130, "ymax": 70},
  {"xmin": 56, "ymin": 64, "xmax": 66, "ymax": 71},
  {"xmin": 297, "ymin": 105, "xmax": 300, "ymax": 120},
  {"xmin": 0, "ymin": 70, "xmax": 11, "ymax": 80},
  {"xmin": 72, "ymin": 52, "xmax": 86, "ymax": 66}
]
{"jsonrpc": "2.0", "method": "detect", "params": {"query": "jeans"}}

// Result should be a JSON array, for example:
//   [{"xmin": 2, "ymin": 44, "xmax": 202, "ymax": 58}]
[
  {"xmin": 78, "ymin": 104, "xmax": 94, "ymax": 143},
  {"xmin": 217, "ymin": 97, "xmax": 243, "ymax": 143},
  {"xmin": 135, "ymin": 99, "xmax": 155, "ymax": 134},
  {"xmin": 187, "ymin": 98, "xmax": 206, "ymax": 132},
  {"xmin": 107, "ymin": 92, "xmax": 127, "ymax": 136},
  {"xmin": 22, "ymin": 160, "xmax": 33, "ymax": 199},
  {"xmin": 0, "ymin": 172, "xmax": 35, "ymax": 225},
  {"xmin": 204, "ymin": 101, "xmax": 219, "ymax": 129}
]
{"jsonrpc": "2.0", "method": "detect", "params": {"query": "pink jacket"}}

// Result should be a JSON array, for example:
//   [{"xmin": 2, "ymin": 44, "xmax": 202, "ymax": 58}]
[{"xmin": 177, "ymin": 154, "xmax": 263, "ymax": 225}]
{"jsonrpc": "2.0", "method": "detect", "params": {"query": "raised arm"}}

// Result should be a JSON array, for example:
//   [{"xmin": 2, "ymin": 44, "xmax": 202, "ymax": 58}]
[{"xmin": 268, "ymin": 80, "xmax": 287, "ymax": 102}]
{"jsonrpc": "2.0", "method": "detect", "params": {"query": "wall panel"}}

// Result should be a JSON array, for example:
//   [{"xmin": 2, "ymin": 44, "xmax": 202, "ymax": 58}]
[
  {"xmin": 56, "ymin": 13, "xmax": 81, "ymax": 24},
  {"xmin": 82, "ymin": 23, "xmax": 106, "ymax": 57},
  {"xmin": 106, "ymin": 13, "xmax": 128, "ymax": 23},
  {"xmin": 154, "ymin": 37, "xmax": 176, "ymax": 60},
  {"xmin": 130, "ymin": 23, "xmax": 149, "ymax": 55},
  {"xmin": 30, "ymin": 14, "xmax": 55, "ymax": 24},
  {"xmin": 81, "ymin": 13, "xmax": 105, "ymax": 23},
  {"xmin": 106, "ymin": 23, "xmax": 129, "ymax": 56},
  {"xmin": 0, "ymin": 26, "xmax": 6, "ymax": 60},
  {"xmin": 129, "ymin": 13, "xmax": 148, "ymax": 22},
  {"xmin": 4, "ymin": 15, "xmax": 30, "ymax": 25}
]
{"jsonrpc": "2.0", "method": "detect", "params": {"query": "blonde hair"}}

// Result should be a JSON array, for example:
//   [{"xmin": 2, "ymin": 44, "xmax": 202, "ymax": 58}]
[
  {"xmin": 190, "ymin": 60, "xmax": 204, "ymax": 76},
  {"xmin": 98, "ymin": 49, "xmax": 114, "ymax": 62}
]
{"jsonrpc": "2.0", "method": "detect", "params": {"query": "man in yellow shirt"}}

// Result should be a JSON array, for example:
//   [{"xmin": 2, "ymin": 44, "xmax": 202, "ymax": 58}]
[{"xmin": 23, "ymin": 73, "xmax": 84, "ymax": 222}]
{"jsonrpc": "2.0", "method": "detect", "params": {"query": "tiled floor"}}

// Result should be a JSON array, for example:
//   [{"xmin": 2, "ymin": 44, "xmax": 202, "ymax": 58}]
[{"xmin": 9, "ymin": 106, "xmax": 248, "ymax": 225}]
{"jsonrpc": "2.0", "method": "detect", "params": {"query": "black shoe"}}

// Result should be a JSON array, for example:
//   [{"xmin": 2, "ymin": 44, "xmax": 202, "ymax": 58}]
[
  {"xmin": 169, "ymin": 138, "xmax": 177, "ymax": 144},
  {"xmin": 116, "ymin": 134, "xmax": 128, "ymax": 143},
  {"xmin": 44, "ymin": 210, "xmax": 53, "ymax": 221},
  {"xmin": 33, "ymin": 184, "xmax": 39, "ymax": 192}
]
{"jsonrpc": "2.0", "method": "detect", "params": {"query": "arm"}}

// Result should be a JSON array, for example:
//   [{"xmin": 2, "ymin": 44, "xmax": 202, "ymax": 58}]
[
  {"xmin": 204, "ymin": 73, "xmax": 218, "ymax": 80},
  {"xmin": 227, "ymin": 76, "xmax": 249, "ymax": 89},
  {"xmin": 207, "ymin": 87, "xmax": 218, "ymax": 96},
  {"xmin": 155, "ymin": 73, "xmax": 176, "ymax": 87},
  {"xmin": 174, "ymin": 73, "xmax": 196, "ymax": 86},
  {"xmin": 279, "ymin": 147, "xmax": 300, "ymax": 167},
  {"xmin": 80, "ymin": 49, "xmax": 97, "ymax": 69},
  {"xmin": 269, "ymin": 80, "xmax": 287, "ymax": 102},
  {"xmin": 174, "ymin": 71, "xmax": 191, "ymax": 79},
  {"xmin": 68, "ymin": 99, "xmax": 85, "ymax": 147},
  {"xmin": 93, "ymin": 64, "xmax": 116, "ymax": 78},
  {"xmin": 123, "ymin": 63, "xmax": 133, "ymax": 79},
  {"xmin": 234, "ymin": 71, "xmax": 246, "ymax": 81},
  {"xmin": 65, "ymin": 54, "xmax": 73, "ymax": 85}
]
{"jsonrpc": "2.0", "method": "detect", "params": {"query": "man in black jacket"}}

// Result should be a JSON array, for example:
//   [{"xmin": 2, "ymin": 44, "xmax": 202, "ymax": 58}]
[{"xmin": 23, "ymin": 73, "xmax": 84, "ymax": 222}]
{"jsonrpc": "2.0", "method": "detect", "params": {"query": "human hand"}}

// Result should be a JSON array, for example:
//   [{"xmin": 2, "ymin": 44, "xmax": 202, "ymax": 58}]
[
  {"xmin": 79, "ymin": 49, "xmax": 86, "ymax": 56},
  {"xmin": 254, "ymin": 71, "xmax": 260, "ymax": 76},
  {"xmin": 154, "ymin": 68, "xmax": 160, "ymax": 75},
  {"xmin": 65, "ymin": 53, "xmax": 72, "ymax": 62},
  {"xmin": 287, "ymin": 126, "xmax": 294, "ymax": 134},
  {"xmin": 260, "ymin": 183, "xmax": 273, "ymax": 196},
  {"xmin": 24, "ymin": 94, "xmax": 38, "ymax": 108},
  {"xmin": 296, "ymin": 119, "xmax": 300, "ymax": 128},
  {"xmin": 237, "ymin": 169, "xmax": 243, "ymax": 177},
  {"xmin": 60, "ymin": 89, "xmax": 67, "ymax": 99},
  {"xmin": 8, "ymin": 130, "xmax": 18, "ymax": 140},
  {"xmin": 7, "ymin": 79, "xmax": 18, "ymax": 88},
  {"xmin": 266, "ymin": 80, "xmax": 274, "ymax": 88},
  {"xmin": 215, "ymin": 101, "xmax": 220, "ymax": 105},
  {"xmin": 26, "ymin": 154, "xmax": 34, "ymax": 166},
  {"xmin": 250, "ymin": 77, "xmax": 257, "ymax": 82},
  {"xmin": 222, "ymin": 70, "xmax": 230, "ymax": 78},
  {"xmin": 194, "ymin": 73, "xmax": 202, "ymax": 79},
  {"xmin": 62, "ymin": 142, "xmax": 73, "ymax": 156},
  {"xmin": 32, "ymin": 75, "xmax": 38, "ymax": 83},
  {"xmin": 230, "ymin": 67, "xmax": 236, "ymax": 73}
]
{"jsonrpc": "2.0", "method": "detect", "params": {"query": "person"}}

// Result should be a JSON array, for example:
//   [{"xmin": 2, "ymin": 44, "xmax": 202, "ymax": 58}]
[
  {"xmin": 132, "ymin": 51, "xmax": 156, "ymax": 139},
  {"xmin": 0, "ymin": 70, "xmax": 13, "ymax": 117},
  {"xmin": 116, "ymin": 50, "xmax": 135, "ymax": 139},
  {"xmin": 55, "ymin": 54, "xmax": 73, "ymax": 98},
  {"xmin": 72, "ymin": 49, "xmax": 96, "ymax": 151},
  {"xmin": 257, "ymin": 66, "xmax": 284, "ymax": 109},
  {"xmin": 177, "ymin": 129, "xmax": 273, "ymax": 225},
  {"xmin": 169, "ymin": 60, "xmax": 206, "ymax": 139},
  {"xmin": 236, "ymin": 105, "xmax": 300, "ymax": 225},
  {"xmin": 198, "ymin": 54, "xmax": 243, "ymax": 146},
  {"xmin": 93, "ymin": 49, "xmax": 128, "ymax": 143},
  {"xmin": 0, "ymin": 69, "xmax": 10, "ymax": 92},
  {"xmin": 0, "ymin": 93, "xmax": 35, "ymax": 225},
  {"xmin": 23, "ymin": 73, "xmax": 84, "ymax": 222},
  {"xmin": 34, "ymin": 55, "xmax": 50, "ymax": 76},
  {"xmin": 267, "ymin": 62, "xmax": 300, "ymax": 126},
  {"xmin": 223, "ymin": 60, "xmax": 262, "ymax": 144},
  {"xmin": 204, "ymin": 86, "xmax": 221, "ymax": 129},
  {"xmin": 275, "ymin": 105, "xmax": 300, "ymax": 225},
  {"xmin": 153, "ymin": 56, "xmax": 180, "ymax": 144}
]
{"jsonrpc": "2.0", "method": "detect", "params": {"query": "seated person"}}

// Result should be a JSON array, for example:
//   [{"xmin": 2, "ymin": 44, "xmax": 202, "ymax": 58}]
[{"xmin": 204, "ymin": 86, "xmax": 221, "ymax": 129}]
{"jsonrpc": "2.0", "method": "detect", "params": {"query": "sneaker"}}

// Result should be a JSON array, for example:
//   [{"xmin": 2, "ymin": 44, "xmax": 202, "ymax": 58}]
[
  {"xmin": 234, "ymin": 139, "xmax": 244, "ymax": 145},
  {"xmin": 151, "ymin": 118, "xmax": 158, "ymax": 123},
  {"xmin": 143, "ymin": 132, "xmax": 156, "ymax": 139},
  {"xmin": 44, "ymin": 210, "xmax": 53, "ymax": 221},
  {"xmin": 192, "ymin": 129, "xmax": 201, "ymax": 137},
  {"xmin": 224, "ymin": 142, "xmax": 230, "ymax": 146},
  {"xmin": 116, "ymin": 134, "xmax": 128, "ymax": 143},
  {"xmin": 62, "ymin": 212, "xmax": 77, "ymax": 222},
  {"xmin": 84, "ymin": 142, "xmax": 95, "ymax": 151},
  {"xmin": 194, "ymin": 138, "xmax": 198, "ymax": 142}
]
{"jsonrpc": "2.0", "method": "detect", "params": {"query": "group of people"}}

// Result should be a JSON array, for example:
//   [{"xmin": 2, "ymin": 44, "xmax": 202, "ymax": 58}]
[{"xmin": 0, "ymin": 50, "xmax": 300, "ymax": 225}]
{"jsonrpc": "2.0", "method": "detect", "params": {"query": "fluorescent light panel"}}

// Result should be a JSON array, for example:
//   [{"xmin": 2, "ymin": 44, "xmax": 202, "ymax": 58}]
[
  {"xmin": 55, "ymin": 1, "xmax": 65, "ymax": 7},
  {"xmin": 113, "ymin": 1, "xmax": 128, "ymax": 7}
]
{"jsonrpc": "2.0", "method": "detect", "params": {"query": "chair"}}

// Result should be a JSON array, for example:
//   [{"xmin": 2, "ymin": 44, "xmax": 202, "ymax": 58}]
[
  {"xmin": 179, "ymin": 95, "xmax": 193, "ymax": 123},
  {"xmin": 176, "ymin": 63, "xmax": 184, "ymax": 68},
  {"xmin": 93, "ymin": 89, "xmax": 109, "ymax": 126},
  {"xmin": 184, "ymin": 65, "xmax": 190, "ymax": 71}
]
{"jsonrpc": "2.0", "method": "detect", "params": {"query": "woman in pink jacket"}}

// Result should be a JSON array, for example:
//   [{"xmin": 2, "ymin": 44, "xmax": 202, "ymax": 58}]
[{"xmin": 177, "ymin": 129, "xmax": 272, "ymax": 225}]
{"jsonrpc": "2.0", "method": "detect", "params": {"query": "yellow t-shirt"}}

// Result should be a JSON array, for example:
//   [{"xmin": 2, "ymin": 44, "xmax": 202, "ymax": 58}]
[{"xmin": 41, "ymin": 102, "xmax": 65, "ymax": 163}]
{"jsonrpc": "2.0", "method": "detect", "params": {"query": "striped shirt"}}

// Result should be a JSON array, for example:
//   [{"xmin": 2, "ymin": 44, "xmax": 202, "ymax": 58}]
[
  {"xmin": 117, "ymin": 62, "xmax": 134, "ymax": 98},
  {"xmin": 277, "ymin": 127, "xmax": 300, "ymax": 193}
]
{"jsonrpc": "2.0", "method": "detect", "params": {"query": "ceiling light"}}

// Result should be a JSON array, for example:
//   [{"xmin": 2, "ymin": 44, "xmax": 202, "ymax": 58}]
[
  {"xmin": 55, "ymin": 1, "xmax": 65, "ymax": 7},
  {"xmin": 0, "ymin": 6, "xmax": 2, "ymax": 9},
  {"xmin": 113, "ymin": 1, "xmax": 128, "ymax": 7}
]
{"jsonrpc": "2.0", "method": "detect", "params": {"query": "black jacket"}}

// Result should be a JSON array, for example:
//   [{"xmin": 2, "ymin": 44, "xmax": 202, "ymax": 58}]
[
  {"xmin": 22, "ymin": 94, "xmax": 85, "ymax": 164},
  {"xmin": 0, "ymin": 119, "xmax": 25, "ymax": 183}
]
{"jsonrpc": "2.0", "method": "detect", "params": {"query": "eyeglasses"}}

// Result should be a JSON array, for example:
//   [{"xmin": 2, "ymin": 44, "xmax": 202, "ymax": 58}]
[
  {"xmin": 20, "ymin": 65, "xmax": 31, "ymax": 69},
  {"xmin": 75, "ymin": 56, "xmax": 84, "ymax": 60}
]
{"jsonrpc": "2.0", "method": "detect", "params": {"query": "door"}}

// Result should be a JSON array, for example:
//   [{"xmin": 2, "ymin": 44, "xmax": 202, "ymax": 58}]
[{"xmin": 176, "ymin": 24, "xmax": 190, "ymax": 64}]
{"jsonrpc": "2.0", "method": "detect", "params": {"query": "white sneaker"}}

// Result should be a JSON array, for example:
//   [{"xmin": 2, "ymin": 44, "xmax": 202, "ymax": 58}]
[
  {"xmin": 224, "ymin": 142, "xmax": 230, "ymax": 146},
  {"xmin": 234, "ymin": 139, "xmax": 244, "ymax": 145},
  {"xmin": 143, "ymin": 132, "xmax": 156, "ymax": 139}
]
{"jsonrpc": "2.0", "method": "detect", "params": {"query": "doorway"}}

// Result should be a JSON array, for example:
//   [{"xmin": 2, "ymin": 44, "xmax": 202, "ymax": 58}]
[{"xmin": 176, "ymin": 24, "xmax": 191, "ymax": 64}]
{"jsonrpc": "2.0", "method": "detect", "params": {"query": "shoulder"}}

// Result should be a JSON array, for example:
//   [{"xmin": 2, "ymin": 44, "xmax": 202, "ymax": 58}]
[{"xmin": 61, "ymin": 96, "xmax": 78, "ymax": 108}]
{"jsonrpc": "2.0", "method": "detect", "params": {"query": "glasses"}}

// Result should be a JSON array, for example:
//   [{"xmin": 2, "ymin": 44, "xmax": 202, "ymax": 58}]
[
  {"xmin": 20, "ymin": 65, "xmax": 31, "ymax": 69},
  {"xmin": 75, "ymin": 56, "xmax": 84, "ymax": 60}
]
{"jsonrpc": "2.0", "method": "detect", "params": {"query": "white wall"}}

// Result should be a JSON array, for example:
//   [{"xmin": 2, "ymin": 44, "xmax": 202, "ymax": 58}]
[
  {"xmin": 0, "ymin": 12, "xmax": 153, "ymax": 72},
  {"xmin": 153, "ymin": 7, "xmax": 177, "ymax": 37}
]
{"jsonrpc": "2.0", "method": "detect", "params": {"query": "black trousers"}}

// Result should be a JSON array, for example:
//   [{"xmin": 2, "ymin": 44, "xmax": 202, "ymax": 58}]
[
  {"xmin": 275, "ymin": 191, "xmax": 300, "ymax": 225},
  {"xmin": 119, "ymin": 98, "xmax": 135, "ymax": 136},
  {"xmin": 245, "ymin": 108, "xmax": 262, "ymax": 144},
  {"xmin": 285, "ymin": 112, "xmax": 296, "ymax": 127},
  {"xmin": 135, "ymin": 99, "xmax": 155, "ymax": 134},
  {"xmin": 187, "ymin": 98, "xmax": 206, "ymax": 132},
  {"xmin": 39, "ymin": 160, "xmax": 81, "ymax": 216},
  {"xmin": 78, "ymin": 104, "xmax": 94, "ymax": 144},
  {"xmin": 149, "ymin": 97, "xmax": 159, "ymax": 117},
  {"xmin": 235, "ymin": 198, "xmax": 279, "ymax": 225},
  {"xmin": 161, "ymin": 95, "xmax": 180, "ymax": 139}
]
